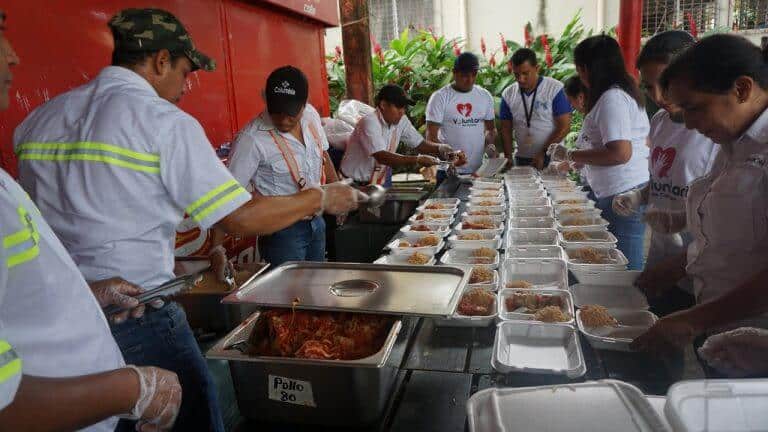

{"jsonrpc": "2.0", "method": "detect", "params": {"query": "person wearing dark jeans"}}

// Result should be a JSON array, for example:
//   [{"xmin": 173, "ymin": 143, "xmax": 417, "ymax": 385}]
[{"xmin": 592, "ymin": 185, "xmax": 647, "ymax": 270}]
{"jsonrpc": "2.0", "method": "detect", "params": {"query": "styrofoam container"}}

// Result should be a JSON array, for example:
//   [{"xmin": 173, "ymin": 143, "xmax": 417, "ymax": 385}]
[
  {"xmin": 421, "ymin": 197, "xmax": 460, "ymax": 208},
  {"xmin": 557, "ymin": 214, "xmax": 610, "ymax": 230},
  {"xmin": 505, "ymin": 228, "xmax": 559, "ymax": 248},
  {"xmin": 559, "ymin": 228, "xmax": 618, "ymax": 248},
  {"xmin": 507, "ymin": 216, "xmax": 556, "ymax": 229},
  {"xmin": 553, "ymin": 195, "xmax": 592, "ymax": 206},
  {"xmin": 470, "ymin": 178, "xmax": 504, "ymax": 188},
  {"xmin": 505, "ymin": 167, "xmax": 537, "ymax": 176},
  {"xmin": 440, "ymin": 248, "xmax": 500, "ymax": 270},
  {"xmin": 576, "ymin": 309, "xmax": 658, "ymax": 351},
  {"xmin": 570, "ymin": 282, "xmax": 649, "ymax": 310},
  {"xmin": 467, "ymin": 380, "xmax": 668, "ymax": 432},
  {"xmin": 374, "ymin": 252, "xmax": 435, "ymax": 266},
  {"xmin": 509, "ymin": 205, "xmax": 553, "ymax": 218},
  {"xmin": 492, "ymin": 321, "xmax": 585, "ymax": 378},
  {"xmin": 665, "ymin": 379, "xmax": 768, "ymax": 432},
  {"xmin": 508, "ymin": 196, "xmax": 551, "ymax": 207},
  {"xmin": 554, "ymin": 200, "xmax": 597, "ymax": 211},
  {"xmin": 386, "ymin": 238, "xmax": 445, "ymax": 256},
  {"xmin": 465, "ymin": 203, "xmax": 506, "ymax": 214},
  {"xmin": 407, "ymin": 212, "xmax": 454, "ymax": 225},
  {"xmin": 549, "ymin": 189, "xmax": 590, "ymax": 201},
  {"xmin": 541, "ymin": 177, "xmax": 576, "ymax": 187},
  {"xmin": 505, "ymin": 245, "xmax": 565, "ymax": 261},
  {"xmin": 468, "ymin": 195, "xmax": 506, "ymax": 206},
  {"xmin": 571, "ymin": 269, "xmax": 641, "ymax": 285},
  {"xmin": 546, "ymin": 184, "xmax": 584, "ymax": 194},
  {"xmin": 400, "ymin": 223, "xmax": 450, "ymax": 238},
  {"xmin": 500, "ymin": 258, "xmax": 568, "ymax": 290},
  {"xmin": 554, "ymin": 206, "xmax": 602, "ymax": 219},
  {"xmin": 447, "ymin": 233, "xmax": 502, "ymax": 250},
  {"xmin": 507, "ymin": 189, "xmax": 547, "ymax": 200},
  {"xmin": 444, "ymin": 264, "xmax": 500, "ymax": 291},
  {"xmin": 454, "ymin": 222, "xmax": 504, "ymax": 237},
  {"xmin": 414, "ymin": 204, "xmax": 459, "ymax": 214},
  {"xmin": 399, "ymin": 230, "xmax": 448, "ymax": 243},
  {"xmin": 434, "ymin": 285, "xmax": 498, "ymax": 327},
  {"xmin": 461, "ymin": 212, "xmax": 505, "ymax": 224},
  {"xmin": 646, "ymin": 396, "xmax": 673, "ymax": 432},
  {"xmin": 506, "ymin": 182, "xmax": 543, "ymax": 191},
  {"xmin": 565, "ymin": 246, "xmax": 629, "ymax": 272},
  {"xmin": 498, "ymin": 288, "xmax": 575, "ymax": 324}
]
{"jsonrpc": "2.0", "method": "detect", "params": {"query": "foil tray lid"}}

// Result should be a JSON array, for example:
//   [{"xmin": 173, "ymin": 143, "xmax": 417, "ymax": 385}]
[{"xmin": 222, "ymin": 261, "xmax": 470, "ymax": 318}]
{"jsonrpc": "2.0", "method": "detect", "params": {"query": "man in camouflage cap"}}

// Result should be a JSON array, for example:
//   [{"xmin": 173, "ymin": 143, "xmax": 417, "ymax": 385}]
[
  {"xmin": 13, "ymin": 7, "xmax": 362, "ymax": 432},
  {"xmin": 109, "ymin": 8, "xmax": 215, "ymax": 72}
]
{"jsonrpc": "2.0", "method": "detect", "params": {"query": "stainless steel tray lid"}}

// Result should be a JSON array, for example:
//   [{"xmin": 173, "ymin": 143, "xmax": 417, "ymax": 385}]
[{"xmin": 222, "ymin": 262, "xmax": 471, "ymax": 318}]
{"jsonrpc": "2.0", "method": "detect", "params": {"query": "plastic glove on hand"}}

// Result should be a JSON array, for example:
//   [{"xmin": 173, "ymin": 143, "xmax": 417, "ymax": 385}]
[
  {"xmin": 643, "ymin": 205, "xmax": 686, "ymax": 234},
  {"xmin": 90, "ymin": 277, "xmax": 146, "ymax": 323},
  {"xmin": 319, "ymin": 182, "xmax": 361, "ymax": 215},
  {"xmin": 126, "ymin": 366, "xmax": 182, "ymax": 432},
  {"xmin": 546, "ymin": 144, "xmax": 569, "ymax": 162},
  {"xmin": 484, "ymin": 144, "xmax": 498, "ymax": 158},
  {"xmin": 208, "ymin": 245, "xmax": 234, "ymax": 285},
  {"xmin": 437, "ymin": 144, "xmax": 453, "ymax": 160},
  {"xmin": 612, "ymin": 189, "xmax": 643, "ymax": 216},
  {"xmin": 699, "ymin": 327, "xmax": 768, "ymax": 377},
  {"xmin": 630, "ymin": 312, "xmax": 700, "ymax": 353},
  {"xmin": 417, "ymin": 154, "xmax": 440, "ymax": 167}
]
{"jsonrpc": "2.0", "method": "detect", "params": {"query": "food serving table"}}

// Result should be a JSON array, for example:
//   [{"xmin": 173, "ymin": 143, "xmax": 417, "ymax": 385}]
[{"xmin": 231, "ymin": 175, "xmax": 699, "ymax": 432}]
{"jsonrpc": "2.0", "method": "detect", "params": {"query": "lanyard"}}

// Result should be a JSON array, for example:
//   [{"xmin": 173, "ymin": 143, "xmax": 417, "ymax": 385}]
[
  {"xmin": 268, "ymin": 122, "xmax": 326, "ymax": 191},
  {"xmin": 521, "ymin": 84, "xmax": 538, "ymax": 129}
]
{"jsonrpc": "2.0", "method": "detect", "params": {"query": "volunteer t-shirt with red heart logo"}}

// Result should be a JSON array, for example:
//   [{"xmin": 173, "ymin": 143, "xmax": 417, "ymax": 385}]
[
  {"xmin": 426, "ymin": 85, "xmax": 495, "ymax": 173},
  {"xmin": 647, "ymin": 109, "xmax": 719, "ymax": 211}
]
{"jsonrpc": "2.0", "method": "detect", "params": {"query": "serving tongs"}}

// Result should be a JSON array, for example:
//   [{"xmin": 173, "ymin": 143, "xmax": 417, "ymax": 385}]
[{"xmin": 102, "ymin": 273, "xmax": 202, "ymax": 316}]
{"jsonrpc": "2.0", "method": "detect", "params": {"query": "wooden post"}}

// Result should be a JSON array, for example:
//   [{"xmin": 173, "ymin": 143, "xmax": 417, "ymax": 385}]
[
  {"xmin": 618, "ymin": 0, "xmax": 643, "ymax": 78},
  {"xmin": 339, "ymin": 0, "xmax": 374, "ymax": 105}
]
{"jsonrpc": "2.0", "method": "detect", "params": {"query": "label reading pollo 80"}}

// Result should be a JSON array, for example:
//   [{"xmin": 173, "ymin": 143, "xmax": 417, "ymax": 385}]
[{"xmin": 268, "ymin": 375, "xmax": 316, "ymax": 407}]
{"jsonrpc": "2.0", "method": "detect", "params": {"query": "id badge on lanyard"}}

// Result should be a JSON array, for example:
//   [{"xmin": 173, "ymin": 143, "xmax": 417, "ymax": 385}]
[{"xmin": 521, "ymin": 86, "xmax": 538, "ymax": 149}]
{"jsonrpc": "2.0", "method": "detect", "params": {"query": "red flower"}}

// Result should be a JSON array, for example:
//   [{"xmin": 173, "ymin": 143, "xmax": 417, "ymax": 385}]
[
  {"xmin": 540, "ymin": 34, "xmax": 553, "ymax": 67},
  {"xmin": 427, "ymin": 26, "xmax": 438, "ymax": 42},
  {"xmin": 453, "ymin": 41, "xmax": 461, "ymax": 56},
  {"xmin": 500, "ymin": 33, "xmax": 508, "ymax": 57},
  {"xmin": 686, "ymin": 11, "xmax": 698, "ymax": 38},
  {"xmin": 480, "ymin": 37, "xmax": 487, "ymax": 57},
  {"xmin": 524, "ymin": 23, "xmax": 533, "ymax": 47},
  {"xmin": 489, "ymin": 54, "xmax": 496, "ymax": 67},
  {"xmin": 374, "ymin": 43, "xmax": 384, "ymax": 63},
  {"xmin": 335, "ymin": 45, "xmax": 342, "ymax": 57}
]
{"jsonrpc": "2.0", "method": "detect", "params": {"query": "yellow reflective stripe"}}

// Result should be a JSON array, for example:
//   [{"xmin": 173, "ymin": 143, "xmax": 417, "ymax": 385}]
[
  {"xmin": 0, "ymin": 341, "xmax": 12, "ymax": 355},
  {"xmin": 192, "ymin": 187, "xmax": 249, "ymax": 223},
  {"xmin": 7, "ymin": 244, "xmax": 39, "ymax": 268},
  {"xmin": 17, "ymin": 142, "xmax": 159, "ymax": 162},
  {"xmin": 2, "ymin": 229, "xmax": 30, "ymax": 249},
  {"xmin": 185, "ymin": 180, "xmax": 240, "ymax": 215},
  {"xmin": 0, "ymin": 341, "xmax": 21, "ymax": 383},
  {"xmin": 19, "ymin": 154, "xmax": 160, "ymax": 174}
]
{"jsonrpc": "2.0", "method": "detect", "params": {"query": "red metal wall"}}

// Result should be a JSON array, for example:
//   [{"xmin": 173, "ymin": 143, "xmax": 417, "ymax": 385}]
[{"xmin": 0, "ymin": 0, "xmax": 334, "ymax": 176}]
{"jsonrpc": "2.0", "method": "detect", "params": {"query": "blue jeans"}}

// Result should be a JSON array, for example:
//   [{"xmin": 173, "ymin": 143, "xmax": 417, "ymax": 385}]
[
  {"xmin": 112, "ymin": 302, "xmax": 224, "ymax": 432},
  {"xmin": 593, "ymin": 187, "xmax": 647, "ymax": 271},
  {"xmin": 259, "ymin": 216, "xmax": 326, "ymax": 266}
]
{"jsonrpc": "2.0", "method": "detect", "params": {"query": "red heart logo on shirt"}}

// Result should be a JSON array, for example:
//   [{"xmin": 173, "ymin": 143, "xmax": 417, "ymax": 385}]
[
  {"xmin": 456, "ymin": 103, "xmax": 473, "ymax": 117},
  {"xmin": 651, "ymin": 147, "xmax": 676, "ymax": 179}
]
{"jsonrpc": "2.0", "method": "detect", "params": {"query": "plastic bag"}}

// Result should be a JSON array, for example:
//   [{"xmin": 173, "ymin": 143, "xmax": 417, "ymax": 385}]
[
  {"xmin": 336, "ymin": 99, "xmax": 375, "ymax": 127},
  {"xmin": 643, "ymin": 203, "xmax": 687, "ymax": 234},
  {"xmin": 322, "ymin": 117, "xmax": 354, "ymax": 151}
]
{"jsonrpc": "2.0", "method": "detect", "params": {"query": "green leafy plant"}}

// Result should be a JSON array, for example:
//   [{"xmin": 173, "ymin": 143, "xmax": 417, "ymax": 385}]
[{"xmin": 325, "ymin": 11, "xmax": 596, "ymax": 168}]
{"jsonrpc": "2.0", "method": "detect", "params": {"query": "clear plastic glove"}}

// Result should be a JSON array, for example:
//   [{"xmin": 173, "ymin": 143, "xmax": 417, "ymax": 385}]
[
  {"xmin": 612, "ymin": 189, "xmax": 644, "ymax": 216},
  {"xmin": 125, "ymin": 365, "xmax": 182, "ymax": 432},
  {"xmin": 90, "ymin": 277, "xmax": 146, "ymax": 324},
  {"xmin": 699, "ymin": 327, "xmax": 768, "ymax": 377},
  {"xmin": 416, "ymin": 154, "xmax": 440, "ymax": 167},
  {"xmin": 630, "ymin": 312, "xmax": 701, "ymax": 353},
  {"xmin": 318, "ymin": 181, "xmax": 364, "ymax": 215},
  {"xmin": 437, "ymin": 144, "xmax": 453, "ymax": 160},
  {"xmin": 643, "ymin": 204, "xmax": 687, "ymax": 234},
  {"xmin": 208, "ymin": 245, "xmax": 234, "ymax": 285},
  {"xmin": 484, "ymin": 144, "xmax": 498, "ymax": 158},
  {"xmin": 449, "ymin": 150, "xmax": 468, "ymax": 167},
  {"xmin": 546, "ymin": 143, "xmax": 570, "ymax": 162}
]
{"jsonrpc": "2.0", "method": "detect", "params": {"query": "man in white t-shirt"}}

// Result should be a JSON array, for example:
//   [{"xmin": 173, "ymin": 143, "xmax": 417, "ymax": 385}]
[
  {"xmin": 340, "ymin": 84, "xmax": 456, "ymax": 186},
  {"xmin": 500, "ymin": 48, "xmax": 572, "ymax": 169},
  {"xmin": 426, "ymin": 52, "xmax": 496, "ymax": 174}
]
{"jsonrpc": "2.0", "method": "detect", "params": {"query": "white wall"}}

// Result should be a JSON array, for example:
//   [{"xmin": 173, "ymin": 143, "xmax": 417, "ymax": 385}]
[{"xmin": 324, "ymin": 0, "xmax": 620, "ymax": 55}]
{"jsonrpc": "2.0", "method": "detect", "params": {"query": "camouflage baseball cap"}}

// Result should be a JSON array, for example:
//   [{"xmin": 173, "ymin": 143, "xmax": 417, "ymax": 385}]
[{"xmin": 108, "ymin": 8, "xmax": 215, "ymax": 72}]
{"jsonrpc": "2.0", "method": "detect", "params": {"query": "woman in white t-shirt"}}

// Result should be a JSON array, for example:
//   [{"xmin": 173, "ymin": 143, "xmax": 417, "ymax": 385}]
[
  {"xmin": 548, "ymin": 35, "xmax": 650, "ymax": 270},
  {"xmin": 612, "ymin": 31, "xmax": 720, "ymax": 315}
]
